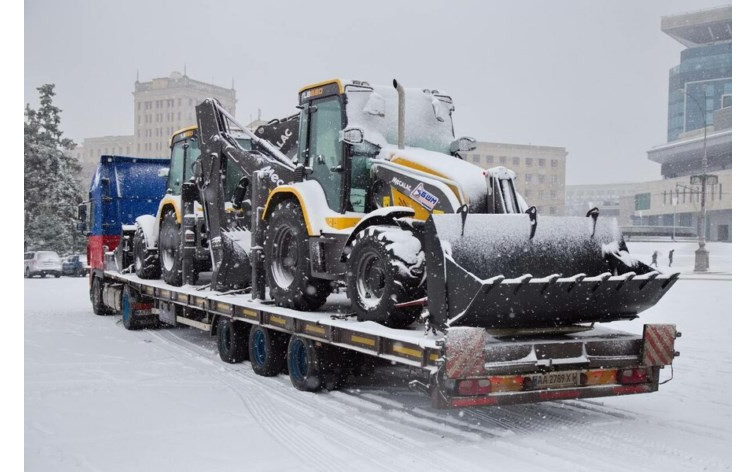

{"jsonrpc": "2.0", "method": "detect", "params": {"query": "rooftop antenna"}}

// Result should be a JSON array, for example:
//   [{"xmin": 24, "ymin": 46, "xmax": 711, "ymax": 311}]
[
  {"xmin": 231, "ymin": 77, "xmax": 235, "ymax": 90},
  {"xmin": 136, "ymin": 69, "xmax": 139, "ymax": 82},
  {"xmin": 257, "ymin": 108, "xmax": 262, "ymax": 120},
  {"xmin": 183, "ymin": 63, "xmax": 187, "ymax": 77}
]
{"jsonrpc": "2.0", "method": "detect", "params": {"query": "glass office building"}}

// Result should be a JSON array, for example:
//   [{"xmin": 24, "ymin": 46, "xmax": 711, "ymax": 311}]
[{"xmin": 663, "ymin": 6, "xmax": 732, "ymax": 142}]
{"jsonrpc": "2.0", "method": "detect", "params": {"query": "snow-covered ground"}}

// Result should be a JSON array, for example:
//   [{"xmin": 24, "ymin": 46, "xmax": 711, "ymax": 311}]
[{"xmin": 25, "ymin": 250, "xmax": 731, "ymax": 471}]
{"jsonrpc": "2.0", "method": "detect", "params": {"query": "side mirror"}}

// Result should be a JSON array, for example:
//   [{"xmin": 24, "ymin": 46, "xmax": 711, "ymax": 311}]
[
  {"xmin": 450, "ymin": 136, "xmax": 477, "ymax": 154},
  {"xmin": 340, "ymin": 127, "xmax": 364, "ymax": 145},
  {"xmin": 76, "ymin": 221, "xmax": 87, "ymax": 234},
  {"xmin": 100, "ymin": 177, "xmax": 112, "ymax": 201},
  {"xmin": 77, "ymin": 203, "xmax": 87, "ymax": 222},
  {"xmin": 158, "ymin": 167, "xmax": 170, "ymax": 178}
]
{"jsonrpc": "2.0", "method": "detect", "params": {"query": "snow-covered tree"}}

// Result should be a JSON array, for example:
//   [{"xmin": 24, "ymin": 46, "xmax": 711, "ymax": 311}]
[{"xmin": 25, "ymin": 84, "xmax": 85, "ymax": 254}]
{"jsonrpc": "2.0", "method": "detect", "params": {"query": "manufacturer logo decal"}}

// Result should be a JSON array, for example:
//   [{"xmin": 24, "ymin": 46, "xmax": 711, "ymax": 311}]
[
  {"xmin": 410, "ymin": 183, "xmax": 440, "ymax": 210},
  {"xmin": 390, "ymin": 177, "xmax": 412, "ymax": 193}
]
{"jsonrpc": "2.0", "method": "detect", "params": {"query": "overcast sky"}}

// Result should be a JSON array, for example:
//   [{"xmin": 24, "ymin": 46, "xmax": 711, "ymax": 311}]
[{"xmin": 25, "ymin": 0, "xmax": 729, "ymax": 185}]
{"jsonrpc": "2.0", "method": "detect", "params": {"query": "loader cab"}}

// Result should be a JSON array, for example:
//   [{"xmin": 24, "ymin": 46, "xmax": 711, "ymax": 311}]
[
  {"xmin": 298, "ymin": 80, "xmax": 372, "ymax": 214},
  {"xmin": 168, "ymin": 126, "xmax": 253, "ymax": 201}
]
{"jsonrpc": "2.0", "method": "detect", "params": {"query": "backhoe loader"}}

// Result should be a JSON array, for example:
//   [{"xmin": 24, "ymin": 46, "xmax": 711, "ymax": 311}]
[{"xmin": 129, "ymin": 78, "xmax": 678, "ymax": 330}]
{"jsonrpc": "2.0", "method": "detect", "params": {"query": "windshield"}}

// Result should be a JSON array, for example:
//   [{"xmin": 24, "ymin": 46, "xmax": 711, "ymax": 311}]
[
  {"xmin": 37, "ymin": 252, "xmax": 60, "ymax": 262},
  {"xmin": 345, "ymin": 85, "xmax": 455, "ymax": 154}
]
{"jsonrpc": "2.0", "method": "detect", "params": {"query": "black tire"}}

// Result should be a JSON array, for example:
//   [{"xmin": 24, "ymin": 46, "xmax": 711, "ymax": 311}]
[
  {"xmin": 264, "ymin": 200, "xmax": 330, "ymax": 311},
  {"xmin": 217, "ymin": 318, "xmax": 249, "ymax": 364},
  {"xmin": 248, "ymin": 326, "xmax": 288, "ymax": 376},
  {"xmin": 54, "ymin": 272, "xmax": 61, "ymax": 278},
  {"xmin": 159, "ymin": 209, "xmax": 183, "ymax": 286},
  {"xmin": 91, "ymin": 276, "xmax": 109, "ymax": 316},
  {"xmin": 346, "ymin": 226, "xmax": 425, "ymax": 328},
  {"xmin": 134, "ymin": 225, "xmax": 160, "ymax": 279},
  {"xmin": 287, "ymin": 335, "xmax": 324, "ymax": 392}
]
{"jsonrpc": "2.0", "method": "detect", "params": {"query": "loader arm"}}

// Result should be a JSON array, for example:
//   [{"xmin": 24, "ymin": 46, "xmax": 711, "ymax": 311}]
[{"xmin": 193, "ymin": 99, "xmax": 300, "ymax": 291}]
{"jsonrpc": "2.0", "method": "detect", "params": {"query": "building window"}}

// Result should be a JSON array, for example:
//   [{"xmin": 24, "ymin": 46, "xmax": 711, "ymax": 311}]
[
  {"xmin": 538, "ymin": 158, "xmax": 545, "ymax": 167},
  {"xmin": 137, "ymin": 144, "xmax": 140, "ymax": 152},
  {"xmin": 549, "ymin": 206, "xmax": 556, "ymax": 215},
  {"xmin": 550, "ymin": 190, "xmax": 557, "ymax": 199},
  {"xmin": 635, "ymin": 193, "xmax": 651, "ymax": 211},
  {"xmin": 137, "ymin": 102, "xmax": 141, "ymax": 111},
  {"xmin": 663, "ymin": 190, "xmax": 667, "ymax": 205},
  {"xmin": 499, "ymin": 156, "xmax": 507, "ymax": 164},
  {"xmin": 526, "ymin": 158, "xmax": 533, "ymax": 166},
  {"xmin": 525, "ymin": 173, "xmax": 532, "ymax": 183},
  {"xmin": 512, "ymin": 157, "xmax": 520, "ymax": 165},
  {"xmin": 538, "ymin": 174, "xmax": 545, "ymax": 184},
  {"xmin": 472, "ymin": 155, "xmax": 480, "ymax": 163},
  {"xmin": 126, "ymin": 146, "xmax": 130, "ymax": 154},
  {"xmin": 551, "ymin": 175, "xmax": 558, "ymax": 184},
  {"xmin": 486, "ymin": 155, "xmax": 494, "ymax": 164},
  {"xmin": 178, "ymin": 111, "xmax": 181, "ymax": 121},
  {"xmin": 538, "ymin": 190, "xmax": 544, "ymax": 198},
  {"xmin": 719, "ymin": 183, "xmax": 723, "ymax": 200},
  {"xmin": 524, "ymin": 189, "xmax": 531, "ymax": 197},
  {"xmin": 178, "ymin": 98, "xmax": 182, "ymax": 107},
  {"xmin": 551, "ymin": 159, "xmax": 558, "ymax": 167}
]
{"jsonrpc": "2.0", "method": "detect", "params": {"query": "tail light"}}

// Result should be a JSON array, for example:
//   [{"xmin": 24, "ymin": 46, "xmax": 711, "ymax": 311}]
[
  {"xmin": 618, "ymin": 368, "xmax": 648, "ymax": 385},
  {"xmin": 184, "ymin": 230, "xmax": 195, "ymax": 243},
  {"xmin": 457, "ymin": 379, "xmax": 492, "ymax": 396}
]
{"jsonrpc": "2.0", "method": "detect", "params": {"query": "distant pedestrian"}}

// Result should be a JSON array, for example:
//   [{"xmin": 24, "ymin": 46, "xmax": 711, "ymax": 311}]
[
  {"xmin": 651, "ymin": 250, "xmax": 659, "ymax": 267},
  {"xmin": 668, "ymin": 249, "xmax": 675, "ymax": 267}
]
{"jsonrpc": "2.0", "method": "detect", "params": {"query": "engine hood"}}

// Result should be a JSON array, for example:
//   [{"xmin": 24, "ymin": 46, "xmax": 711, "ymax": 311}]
[{"xmin": 376, "ymin": 147, "xmax": 488, "ymax": 209}]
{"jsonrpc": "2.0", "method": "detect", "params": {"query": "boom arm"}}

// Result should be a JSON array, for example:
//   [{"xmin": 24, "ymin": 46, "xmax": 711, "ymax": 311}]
[{"xmin": 193, "ymin": 99, "xmax": 299, "ymax": 291}]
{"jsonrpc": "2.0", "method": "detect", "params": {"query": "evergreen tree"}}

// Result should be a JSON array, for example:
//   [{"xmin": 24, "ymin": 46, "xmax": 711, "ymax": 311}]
[{"xmin": 24, "ymin": 84, "xmax": 84, "ymax": 254}]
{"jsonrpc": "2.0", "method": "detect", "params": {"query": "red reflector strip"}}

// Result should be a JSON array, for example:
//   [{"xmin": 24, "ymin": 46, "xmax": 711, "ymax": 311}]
[
  {"xmin": 457, "ymin": 379, "xmax": 492, "ymax": 396},
  {"xmin": 134, "ymin": 303, "xmax": 152, "ymax": 311},
  {"xmin": 618, "ymin": 368, "xmax": 648, "ymax": 385},
  {"xmin": 450, "ymin": 396, "xmax": 498, "ymax": 407},
  {"xmin": 538, "ymin": 389, "xmax": 581, "ymax": 401},
  {"xmin": 613, "ymin": 385, "xmax": 650, "ymax": 395}
]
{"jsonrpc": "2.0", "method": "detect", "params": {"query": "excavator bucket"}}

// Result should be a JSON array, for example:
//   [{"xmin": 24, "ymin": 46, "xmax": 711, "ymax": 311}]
[{"xmin": 424, "ymin": 213, "xmax": 679, "ymax": 329}]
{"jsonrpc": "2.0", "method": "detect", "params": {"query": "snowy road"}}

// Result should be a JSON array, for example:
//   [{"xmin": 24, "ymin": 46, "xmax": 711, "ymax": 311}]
[{"xmin": 25, "ymin": 263, "xmax": 731, "ymax": 471}]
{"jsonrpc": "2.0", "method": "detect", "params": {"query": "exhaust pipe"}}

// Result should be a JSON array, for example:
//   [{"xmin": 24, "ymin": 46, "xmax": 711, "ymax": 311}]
[{"xmin": 393, "ymin": 79, "xmax": 405, "ymax": 150}]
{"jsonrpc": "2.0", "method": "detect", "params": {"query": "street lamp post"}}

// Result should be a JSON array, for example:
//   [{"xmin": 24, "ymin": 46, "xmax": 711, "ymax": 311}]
[{"xmin": 682, "ymin": 88, "xmax": 710, "ymax": 272}]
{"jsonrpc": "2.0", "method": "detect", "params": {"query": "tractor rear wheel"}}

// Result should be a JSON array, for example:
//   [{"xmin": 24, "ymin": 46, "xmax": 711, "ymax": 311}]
[
  {"xmin": 264, "ymin": 200, "xmax": 330, "ymax": 311},
  {"xmin": 346, "ymin": 226, "xmax": 425, "ymax": 328},
  {"xmin": 134, "ymin": 225, "xmax": 160, "ymax": 279},
  {"xmin": 159, "ymin": 209, "xmax": 183, "ymax": 286}
]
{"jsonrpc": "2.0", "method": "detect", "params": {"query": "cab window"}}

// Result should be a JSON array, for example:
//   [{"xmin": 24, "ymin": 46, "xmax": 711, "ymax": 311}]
[
  {"xmin": 308, "ymin": 96, "xmax": 344, "ymax": 210},
  {"xmin": 168, "ymin": 140, "xmax": 185, "ymax": 194},
  {"xmin": 183, "ymin": 138, "xmax": 201, "ymax": 183}
]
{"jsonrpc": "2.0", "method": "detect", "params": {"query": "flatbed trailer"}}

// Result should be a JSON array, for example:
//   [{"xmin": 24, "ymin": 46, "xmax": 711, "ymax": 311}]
[{"xmin": 97, "ymin": 269, "xmax": 680, "ymax": 409}]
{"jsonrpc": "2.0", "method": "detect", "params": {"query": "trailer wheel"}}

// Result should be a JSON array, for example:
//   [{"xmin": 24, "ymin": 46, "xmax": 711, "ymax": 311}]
[
  {"xmin": 346, "ymin": 226, "xmax": 425, "ymax": 328},
  {"xmin": 249, "ymin": 326, "xmax": 287, "ymax": 376},
  {"xmin": 134, "ymin": 225, "xmax": 159, "ymax": 279},
  {"xmin": 217, "ymin": 318, "xmax": 249, "ymax": 364},
  {"xmin": 91, "ymin": 276, "xmax": 110, "ymax": 316},
  {"xmin": 287, "ymin": 335, "xmax": 325, "ymax": 392},
  {"xmin": 159, "ymin": 209, "xmax": 183, "ymax": 286},
  {"xmin": 264, "ymin": 200, "xmax": 331, "ymax": 311},
  {"xmin": 121, "ymin": 286, "xmax": 142, "ymax": 330}
]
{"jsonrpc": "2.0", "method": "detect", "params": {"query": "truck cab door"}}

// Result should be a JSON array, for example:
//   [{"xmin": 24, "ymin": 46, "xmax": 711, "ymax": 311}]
[{"xmin": 305, "ymin": 95, "xmax": 345, "ymax": 212}]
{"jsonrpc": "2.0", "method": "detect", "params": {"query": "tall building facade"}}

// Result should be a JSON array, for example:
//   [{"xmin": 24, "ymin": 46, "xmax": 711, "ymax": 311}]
[
  {"xmin": 75, "ymin": 72, "xmax": 237, "ymax": 191},
  {"xmin": 565, "ymin": 182, "xmax": 639, "ymax": 223},
  {"xmin": 620, "ymin": 5, "xmax": 732, "ymax": 241},
  {"xmin": 664, "ymin": 5, "xmax": 732, "ymax": 143},
  {"xmin": 459, "ymin": 141, "xmax": 567, "ymax": 215},
  {"xmin": 133, "ymin": 72, "xmax": 236, "ymax": 157}
]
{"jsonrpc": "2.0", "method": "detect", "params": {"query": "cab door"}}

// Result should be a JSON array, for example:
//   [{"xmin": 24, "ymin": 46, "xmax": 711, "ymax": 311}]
[{"xmin": 305, "ymin": 95, "xmax": 345, "ymax": 212}]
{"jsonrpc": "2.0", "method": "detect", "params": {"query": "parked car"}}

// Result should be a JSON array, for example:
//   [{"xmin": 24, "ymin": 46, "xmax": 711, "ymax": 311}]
[
  {"xmin": 62, "ymin": 254, "xmax": 89, "ymax": 277},
  {"xmin": 24, "ymin": 251, "xmax": 62, "ymax": 278}
]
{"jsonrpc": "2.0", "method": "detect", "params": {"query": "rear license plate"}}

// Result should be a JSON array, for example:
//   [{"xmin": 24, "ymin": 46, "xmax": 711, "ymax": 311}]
[{"xmin": 529, "ymin": 371, "xmax": 581, "ymax": 389}]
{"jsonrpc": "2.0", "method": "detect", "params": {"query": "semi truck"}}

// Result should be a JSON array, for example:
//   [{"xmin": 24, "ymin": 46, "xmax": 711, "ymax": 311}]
[{"xmin": 81, "ymin": 78, "xmax": 681, "ymax": 408}]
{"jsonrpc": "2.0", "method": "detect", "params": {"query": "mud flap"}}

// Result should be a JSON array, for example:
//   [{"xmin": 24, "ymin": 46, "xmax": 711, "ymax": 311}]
[{"xmin": 425, "ymin": 214, "xmax": 680, "ymax": 329}]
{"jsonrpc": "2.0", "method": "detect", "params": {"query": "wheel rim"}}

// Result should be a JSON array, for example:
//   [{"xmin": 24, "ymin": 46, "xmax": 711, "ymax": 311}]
[
  {"xmin": 271, "ymin": 224, "xmax": 297, "ymax": 288},
  {"xmin": 288, "ymin": 339, "xmax": 308, "ymax": 381},
  {"xmin": 122, "ymin": 290, "xmax": 131, "ymax": 324},
  {"xmin": 252, "ymin": 330, "xmax": 267, "ymax": 366},
  {"xmin": 355, "ymin": 248, "xmax": 386, "ymax": 308},
  {"xmin": 161, "ymin": 231, "xmax": 177, "ymax": 271}
]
